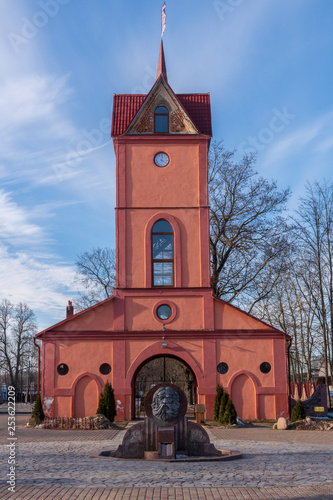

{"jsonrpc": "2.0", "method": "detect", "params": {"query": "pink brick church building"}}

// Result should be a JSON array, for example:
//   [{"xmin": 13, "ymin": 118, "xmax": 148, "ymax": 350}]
[{"xmin": 35, "ymin": 40, "xmax": 290, "ymax": 422}]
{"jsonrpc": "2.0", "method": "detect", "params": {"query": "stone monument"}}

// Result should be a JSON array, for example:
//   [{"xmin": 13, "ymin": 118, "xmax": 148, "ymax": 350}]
[{"xmin": 109, "ymin": 383, "xmax": 239, "ymax": 460}]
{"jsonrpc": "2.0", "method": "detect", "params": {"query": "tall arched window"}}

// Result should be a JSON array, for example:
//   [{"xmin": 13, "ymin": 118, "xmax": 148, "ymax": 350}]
[
  {"xmin": 154, "ymin": 106, "xmax": 169, "ymax": 133},
  {"xmin": 152, "ymin": 220, "xmax": 174, "ymax": 286}
]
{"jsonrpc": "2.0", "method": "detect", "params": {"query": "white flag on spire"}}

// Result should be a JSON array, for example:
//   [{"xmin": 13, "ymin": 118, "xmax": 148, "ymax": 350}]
[{"xmin": 161, "ymin": 2, "xmax": 166, "ymax": 38}]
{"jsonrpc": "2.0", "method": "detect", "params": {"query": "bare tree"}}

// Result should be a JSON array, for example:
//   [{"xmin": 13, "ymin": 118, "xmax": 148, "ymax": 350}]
[
  {"xmin": 0, "ymin": 300, "xmax": 37, "ymax": 390},
  {"xmin": 75, "ymin": 247, "xmax": 116, "ymax": 309},
  {"xmin": 256, "ymin": 258, "xmax": 318, "ymax": 383},
  {"xmin": 293, "ymin": 180, "xmax": 333, "ymax": 405},
  {"xmin": 209, "ymin": 141, "xmax": 291, "ymax": 310},
  {"xmin": 0, "ymin": 300, "xmax": 13, "ymax": 376}
]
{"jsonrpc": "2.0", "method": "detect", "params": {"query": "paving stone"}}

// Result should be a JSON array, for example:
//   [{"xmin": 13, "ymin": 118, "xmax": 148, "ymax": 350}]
[{"xmin": 1, "ymin": 418, "xmax": 333, "ymax": 498}]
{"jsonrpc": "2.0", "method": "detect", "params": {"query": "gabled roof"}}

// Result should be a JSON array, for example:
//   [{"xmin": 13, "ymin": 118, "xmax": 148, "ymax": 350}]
[
  {"xmin": 111, "ymin": 38, "xmax": 212, "ymax": 138},
  {"xmin": 35, "ymin": 296, "xmax": 114, "ymax": 338},
  {"xmin": 111, "ymin": 92, "xmax": 211, "ymax": 137},
  {"xmin": 213, "ymin": 295, "xmax": 291, "ymax": 339},
  {"xmin": 112, "ymin": 94, "xmax": 147, "ymax": 136},
  {"xmin": 177, "ymin": 94, "xmax": 212, "ymax": 136}
]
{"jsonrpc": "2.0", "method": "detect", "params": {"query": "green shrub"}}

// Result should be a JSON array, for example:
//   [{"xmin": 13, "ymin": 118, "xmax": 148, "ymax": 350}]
[
  {"xmin": 213, "ymin": 384, "xmax": 224, "ymax": 421},
  {"xmin": 222, "ymin": 399, "xmax": 237, "ymax": 425},
  {"xmin": 218, "ymin": 391, "xmax": 229, "ymax": 423},
  {"xmin": 290, "ymin": 399, "xmax": 306, "ymax": 422},
  {"xmin": 96, "ymin": 392, "xmax": 106, "ymax": 416},
  {"xmin": 97, "ymin": 381, "xmax": 117, "ymax": 422},
  {"xmin": 32, "ymin": 393, "xmax": 44, "ymax": 422}
]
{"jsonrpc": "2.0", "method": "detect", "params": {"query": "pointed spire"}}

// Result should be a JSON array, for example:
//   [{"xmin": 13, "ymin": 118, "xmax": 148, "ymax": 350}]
[{"xmin": 157, "ymin": 40, "xmax": 168, "ymax": 82}]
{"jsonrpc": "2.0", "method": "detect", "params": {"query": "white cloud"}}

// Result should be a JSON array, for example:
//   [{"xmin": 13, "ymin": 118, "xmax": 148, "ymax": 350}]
[
  {"xmin": 0, "ymin": 243, "xmax": 77, "ymax": 327},
  {"xmin": 262, "ymin": 110, "xmax": 333, "ymax": 168},
  {"xmin": 38, "ymin": 141, "xmax": 112, "ymax": 186},
  {"xmin": 0, "ymin": 68, "xmax": 115, "ymax": 196},
  {"xmin": 0, "ymin": 74, "xmax": 69, "ymax": 126},
  {"xmin": 263, "ymin": 124, "xmax": 322, "ymax": 166},
  {"xmin": 315, "ymin": 135, "xmax": 333, "ymax": 153},
  {"xmin": 0, "ymin": 74, "xmax": 75, "ymax": 148},
  {"xmin": 0, "ymin": 71, "xmax": 82, "ymax": 197},
  {"xmin": 0, "ymin": 190, "xmax": 84, "ymax": 330},
  {"xmin": 0, "ymin": 189, "xmax": 43, "ymax": 244}
]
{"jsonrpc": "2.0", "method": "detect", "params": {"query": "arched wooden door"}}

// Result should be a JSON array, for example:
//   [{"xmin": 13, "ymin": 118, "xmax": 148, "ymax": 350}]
[
  {"xmin": 231, "ymin": 374, "xmax": 256, "ymax": 420},
  {"xmin": 74, "ymin": 376, "xmax": 99, "ymax": 418}
]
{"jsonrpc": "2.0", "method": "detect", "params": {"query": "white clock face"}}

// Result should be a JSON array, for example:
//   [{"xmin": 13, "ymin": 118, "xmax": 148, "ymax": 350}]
[{"xmin": 154, "ymin": 152, "xmax": 169, "ymax": 167}]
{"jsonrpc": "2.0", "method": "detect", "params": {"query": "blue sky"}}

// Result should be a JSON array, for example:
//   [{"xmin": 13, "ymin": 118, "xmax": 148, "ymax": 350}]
[{"xmin": 1, "ymin": 0, "xmax": 332, "ymax": 331}]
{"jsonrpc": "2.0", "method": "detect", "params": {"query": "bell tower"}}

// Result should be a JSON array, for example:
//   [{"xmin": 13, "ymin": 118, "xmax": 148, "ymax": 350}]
[
  {"xmin": 36, "ymin": 26, "xmax": 289, "ymax": 425},
  {"xmin": 111, "ymin": 41, "xmax": 212, "ymax": 295}
]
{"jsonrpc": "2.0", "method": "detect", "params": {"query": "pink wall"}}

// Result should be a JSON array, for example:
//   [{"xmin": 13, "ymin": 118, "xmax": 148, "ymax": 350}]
[
  {"xmin": 125, "ymin": 143, "xmax": 200, "ymax": 208},
  {"xmin": 41, "ymin": 305, "xmax": 289, "ymax": 421},
  {"xmin": 115, "ymin": 136, "xmax": 210, "ymax": 290}
]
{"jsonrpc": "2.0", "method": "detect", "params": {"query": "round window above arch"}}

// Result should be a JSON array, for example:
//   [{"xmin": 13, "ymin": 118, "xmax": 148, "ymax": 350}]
[
  {"xmin": 157, "ymin": 304, "xmax": 172, "ymax": 320},
  {"xmin": 153, "ymin": 300, "xmax": 177, "ymax": 324}
]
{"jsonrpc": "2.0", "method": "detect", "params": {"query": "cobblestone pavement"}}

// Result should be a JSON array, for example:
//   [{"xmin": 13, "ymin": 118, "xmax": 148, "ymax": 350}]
[
  {"xmin": 0, "ymin": 484, "xmax": 332, "ymax": 500},
  {"xmin": 1, "ymin": 420, "xmax": 333, "ymax": 499}
]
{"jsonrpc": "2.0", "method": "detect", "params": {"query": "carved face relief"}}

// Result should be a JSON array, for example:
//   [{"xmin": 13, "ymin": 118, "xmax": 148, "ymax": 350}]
[{"xmin": 151, "ymin": 386, "xmax": 180, "ymax": 422}]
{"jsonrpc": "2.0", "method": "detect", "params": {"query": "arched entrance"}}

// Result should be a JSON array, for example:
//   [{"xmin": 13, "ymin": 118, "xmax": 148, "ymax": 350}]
[
  {"xmin": 231, "ymin": 373, "xmax": 256, "ymax": 420},
  {"xmin": 74, "ymin": 376, "xmax": 99, "ymax": 418},
  {"xmin": 132, "ymin": 355, "xmax": 197, "ymax": 419}
]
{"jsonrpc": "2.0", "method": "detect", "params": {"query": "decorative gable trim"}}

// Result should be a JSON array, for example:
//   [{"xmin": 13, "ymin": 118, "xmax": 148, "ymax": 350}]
[{"xmin": 126, "ymin": 77, "xmax": 199, "ymax": 135}]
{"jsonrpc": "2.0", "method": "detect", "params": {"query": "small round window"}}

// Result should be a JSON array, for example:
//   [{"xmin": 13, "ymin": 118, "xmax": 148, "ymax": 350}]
[
  {"xmin": 57, "ymin": 363, "xmax": 69, "ymax": 376},
  {"xmin": 260, "ymin": 362, "xmax": 271, "ymax": 374},
  {"xmin": 217, "ymin": 362, "xmax": 229, "ymax": 374},
  {"xmin": 100, "ymin": 363, "xmax": 111, "ymax": 375},
  {"xmin": 156, "ymin": 304, "xmax": 172, "ymax": 320}
]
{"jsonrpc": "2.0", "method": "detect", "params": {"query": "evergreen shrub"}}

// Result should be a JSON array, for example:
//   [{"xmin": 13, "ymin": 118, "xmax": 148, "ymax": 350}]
[
  {"xmin": 32, "ymin": 393, "xmax": 45, "ymax": 423},
  {"xmin": 96, "ymin": 392, "xmax": 106, "ymax": 416},
  {"xmin": 218, "ymin": 391, "xmax": 229, "ymax": 423},
  {"xmin": 290, "ymin": 399, "xmax": 306, "ymax": 422},
  {"xmin": 213, "ymin": 384, "xmax": 224, "ymax": 421},
  {"xmin": 97, "ymin": 381, "xmax": 117, "ymax": 422},
  {"xmin": 222, "ymin": 398, "xmax": 237, "ymax": 425}
]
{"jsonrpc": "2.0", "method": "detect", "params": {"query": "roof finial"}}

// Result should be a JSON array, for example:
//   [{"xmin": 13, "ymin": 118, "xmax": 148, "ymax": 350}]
[
  {"xmin": 157, "ymin": 39, "xmax": 168, "ymax": 82},
  {"xmin": 157, "ymin": 3, "xmax": 167, "ymax": 81}
]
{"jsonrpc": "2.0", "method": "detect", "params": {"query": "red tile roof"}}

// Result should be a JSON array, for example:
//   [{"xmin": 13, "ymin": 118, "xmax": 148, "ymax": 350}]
[
  {"xmin": 111, "ymin": 93, "xmax": 211, "ymax": 137},
  {"xmin": 111, "ymin": 95, "xmax": 147, "ymax": 137},
  {"xmin": 178, "ymin": 94, "xmax": 212, "ymax": 136}
]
